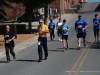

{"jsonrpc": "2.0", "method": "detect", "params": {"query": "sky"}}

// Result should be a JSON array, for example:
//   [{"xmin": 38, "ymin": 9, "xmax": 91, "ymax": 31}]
[{"xmin": 88, "ymin": 0, "xmax": 100, "ymax": 2}]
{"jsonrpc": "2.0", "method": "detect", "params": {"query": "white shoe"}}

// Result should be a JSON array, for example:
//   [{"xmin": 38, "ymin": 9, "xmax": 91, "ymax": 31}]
[
  {"xmin": 53, "ymin": 38, "xmax": 55, "ymax": 40},
  {"xmin": 60, "ymin": 39, "xmax": 62, "ymax": 41},
  {"xmin": 58, "ymin": 38, "xmax": 60, "ymax": 41}
]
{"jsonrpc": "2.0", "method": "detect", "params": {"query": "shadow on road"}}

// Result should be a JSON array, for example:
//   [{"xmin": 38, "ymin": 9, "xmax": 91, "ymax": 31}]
[
  {"xmin": 57, "ymin": 48, "xmax": 80, "ymax": 50},
  {"xmin": 79, "ymin": 11, "xmax": 95, "ymax": 14},
  {"xmin": 79, "ymin": 3, "xmax": 100, "ymax": 14},
  {"xmin": 0, "ymin": 61, "xmax": 8, "ymax": 63},
  {"xmin": 89, "ymin": 43, "xmax": 100, "ymax": 49},
  {"xmin": 94, "ymin": 4, "xmax": 100, "ymax": 12},
  {"xmin": 48, "ymin": 49, "xmax": 62, "ymax": 52},
  {"xmin": 16, "ymin": 59, "xmax": 38, "ymax": 62},
  {"xmin": 47, "ymin": 40, "xmax": 59, "ymax": 42}
]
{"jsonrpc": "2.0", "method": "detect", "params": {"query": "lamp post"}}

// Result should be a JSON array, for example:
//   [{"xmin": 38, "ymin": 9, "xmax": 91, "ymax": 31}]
[{"xmin": 72, "ymin": 0, "xmax": 75, "ymax": 14}]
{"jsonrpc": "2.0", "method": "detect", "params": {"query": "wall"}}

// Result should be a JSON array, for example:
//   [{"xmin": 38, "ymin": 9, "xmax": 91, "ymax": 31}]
[{"xmin": 49, "ymin": 0, "xmax": 79, "ymax": 14}]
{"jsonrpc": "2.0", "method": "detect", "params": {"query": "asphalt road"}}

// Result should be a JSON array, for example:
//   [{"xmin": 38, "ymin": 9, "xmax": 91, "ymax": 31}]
[{"xmin": 0, "ymin": 2, "xmax": 100, "ymax": 75}]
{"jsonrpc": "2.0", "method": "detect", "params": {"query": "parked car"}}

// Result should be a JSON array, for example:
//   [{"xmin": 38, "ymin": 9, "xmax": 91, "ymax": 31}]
[
  {"xmin": 32, "ymin": 12, "xmax": 42, "ymax": 21},
  {"xmin": 17, "ymin": 12, "xmax": 42, "ymax": 23}
]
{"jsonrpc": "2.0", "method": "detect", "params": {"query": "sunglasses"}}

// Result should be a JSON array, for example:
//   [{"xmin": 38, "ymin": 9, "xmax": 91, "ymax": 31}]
[{"xmin": 39, "ymin": 22, "xmax": 42, "ymax": 23}]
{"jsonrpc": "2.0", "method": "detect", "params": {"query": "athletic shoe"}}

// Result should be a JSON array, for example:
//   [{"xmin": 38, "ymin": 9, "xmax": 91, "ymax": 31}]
[
  {"xmin": 7, "ymin": 60, "xmax": 10, "ymax": 63},
  {"xmin": 83, "ymin": 43, "xmax": 86, "ymax": 47},
  {"xmin": 53, "ymin": 38, "xmax": 55, "ymax": 40},
  {"xmin": 60, "ymin": 39, "xmax": 62, "ymax": 41},
  {"xmin": 94, "ymin": 40, "xmax": 97, "ymax": 43},
  {"xmin": 97, "ymin": 40, "xmax": 99, "ymax": 43},
  {"xmin": 44, "ymin": 57, "xmax": 47, "ymax": 60},
  {"xmin": 77, "ymin": 46, "xmax": 81, "ymax": 50},
  {"xmin": 38, "ymin": 59, "xmax": 42, "ymax": 62},
  {"xmin": 62, "ymin": 47, "xmax": 65, "ymax": 52},
  {"xmin": 66, "ymin": 45, "xmax": 69, "ymax": 50},
  {"xmin": 13, "ymin": 56, "xmax": 16, "ymax": 60},
  {"xmin": 84, "ymin": 43, "xmax": 86, "ymax": 47}
]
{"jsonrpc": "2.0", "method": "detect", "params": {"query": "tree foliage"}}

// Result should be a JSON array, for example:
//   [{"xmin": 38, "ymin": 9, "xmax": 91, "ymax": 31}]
[{"xmin": 0, "ymin": 0, "xmax": 54, "ymax": 33}]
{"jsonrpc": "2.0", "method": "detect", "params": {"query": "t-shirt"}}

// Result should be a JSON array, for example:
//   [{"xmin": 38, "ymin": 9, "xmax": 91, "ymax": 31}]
[
  {"xmin": 93, "ymin": 18, "xmax": 100, "ymax": 29},
  {"xmin": 75, "ymin": 19, "xmax": 88, "ymax": 33},
  {"xmin": 38, "ymin": 24, "xmax": 48, "ymax": 37},
  {"xmin": 61, "ymin": 24, "xmax": 70, "ymax": 35},
  {"xmin": 4, "ymin": 31, "xmax": 15, "ymax": 47},
  {"xmin": 56, "ymin": 22, "xmax": 63, "ymax": 30},
  {"xmin": 48, "ymin": 22, "xmax": 55, "ymax": 32}
]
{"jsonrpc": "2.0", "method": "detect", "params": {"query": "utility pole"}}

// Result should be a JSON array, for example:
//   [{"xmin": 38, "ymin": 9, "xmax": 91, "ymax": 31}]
[
  {"xmin": 60, "ymin": 0, "xmax": 62, "ymax": 19},
  {"xmin": 72, "ymin": 0, "xmax": 74, "ymax": 14}
]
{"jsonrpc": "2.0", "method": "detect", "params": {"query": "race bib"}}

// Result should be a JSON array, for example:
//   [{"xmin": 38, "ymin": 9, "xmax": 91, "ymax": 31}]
[
  {"xmin": 63, "ymin": 27, "xmax": 66, "ymax": 30},
  {"xmin": 78, "ymin": 25, "xmax": 82, "ymax": 28},
  {"xmin": 50, "ymin": 26, "xmax": 53, "ymax": 28},
  {"xmin": 6, "ymin": 40, "xmax": 10, "ymax": 43},
  {"xmin": 38, "ymin": 41, "xmax": 41, "ymax": 45},
  {"xmin": 94, "ymin": 22, "xmax": 97, "ymax": 26}
]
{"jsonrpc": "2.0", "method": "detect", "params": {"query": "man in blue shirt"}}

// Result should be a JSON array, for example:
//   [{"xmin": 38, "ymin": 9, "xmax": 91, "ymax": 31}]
[
  {"xmin": 48, "ymin": 19, "xmax": 55, "ymax": 40},
  {"xmin": 75, "ymin": 15, "xmax": 88, "ymax": 50},
  {"xmin": 61, "ymin": 19, "xmax": 70, "ymax": 51},
  {"xmin": 93, "ymin": 14, "xmax": 100, "ymax": 43}
]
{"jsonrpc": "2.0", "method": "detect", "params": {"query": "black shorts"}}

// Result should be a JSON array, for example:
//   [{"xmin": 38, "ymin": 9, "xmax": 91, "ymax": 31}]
[
  {"xmin": 77, "ymin": 32, "xmax": 86, "ymax": 39},
  {"xmin": 57, "ymin": 29, "xmax": 62, "ymax": 35},
  {"xmin": 62, "ymin": 35, "xmax": 68, "ymax": 40},
  {"xmin": 93, "ymin": 28, "xmax": 99, "ymax": 36}
]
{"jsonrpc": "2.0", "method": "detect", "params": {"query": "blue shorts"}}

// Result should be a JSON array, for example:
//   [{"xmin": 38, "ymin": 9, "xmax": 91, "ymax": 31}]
[{"xmin": 77, "ymin": 32, "xmax": 86, "ymax": 38}]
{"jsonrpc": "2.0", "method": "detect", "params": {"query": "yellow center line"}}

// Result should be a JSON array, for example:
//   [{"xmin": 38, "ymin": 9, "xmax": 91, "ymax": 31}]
[
  {"xmin": 74, "ymin": 35, "xmax": 94, "ymax": 75},
  {"xmin": 68, "ymin": 33, "xmax": 94, "ymax": 75}
]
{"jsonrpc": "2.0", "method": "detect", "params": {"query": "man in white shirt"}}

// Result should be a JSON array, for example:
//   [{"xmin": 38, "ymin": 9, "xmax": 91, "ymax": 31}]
[{"xmin": 56, "ymin": 18, "xmax": 63, "ymax": 41}]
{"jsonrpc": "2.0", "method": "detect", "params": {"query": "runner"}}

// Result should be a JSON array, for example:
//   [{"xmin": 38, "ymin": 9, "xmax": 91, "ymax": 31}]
[
  {"xmin": 61, "ymin": 19, "xmax": 70, "ymax": 51},
  {"xmin": 56, "ymin": 18, "xmax": 63, "ymax": 41},
  {"xmin": 48, "ymin": 19, "xmax": 55, "ymax": 41},
  {"xmin": 75, "ymin": 15, "xmax": 88, "ymax": 50},
  {"xmin": 93, "ymin": 14, "xmax": 100, "ymax": 43},
  {"xmin": 4, "ymin": 25, "xmax": 16, "ymax": 63},
  {"xmin": 36, "ymin": 19, "xmax": 49, "ymax": 62}
]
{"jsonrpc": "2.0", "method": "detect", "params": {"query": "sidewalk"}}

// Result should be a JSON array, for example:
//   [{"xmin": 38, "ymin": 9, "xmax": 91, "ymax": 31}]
[{"xmin": 0, "ymin": 14, "xmax": 78, "ymax": 58}]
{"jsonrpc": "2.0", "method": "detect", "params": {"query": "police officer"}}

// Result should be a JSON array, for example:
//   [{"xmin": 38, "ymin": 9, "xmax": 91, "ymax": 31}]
[
  {"xmin": 75, "ymin": 15, "xmax": 88, "ymax": 50},
  {"xmin": 48, "ymin": 19, "xmax": 55, "ymax": 40},
  {"xmin": 93, "ymin": 14, "xmax": 100, "ymax": 43},
  {"xmin": 4, "ymin": 25, "xmax": 16, "ymax": 63},
  {"xmin": 36, "ymin": 19, "xmax": 49, "ymax": 62}
]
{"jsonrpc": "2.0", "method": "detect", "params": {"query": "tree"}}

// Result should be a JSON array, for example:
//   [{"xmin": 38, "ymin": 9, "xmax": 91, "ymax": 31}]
[
  {"xmin": 7, "ymin": 0, "xmax": 54, "ymax": 33},
  {"xmin": 0, "ymin": 0, "xmax": 11, "ymax": 21},
  {"xmin": 0, "ymin": 0, "xmax": 19, "ymax": 22}
]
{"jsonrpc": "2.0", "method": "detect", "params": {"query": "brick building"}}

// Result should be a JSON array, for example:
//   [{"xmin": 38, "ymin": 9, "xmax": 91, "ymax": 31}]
[{"xmin": 49, "ymin": 0, "xmax": 79, "ymax": 14}]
